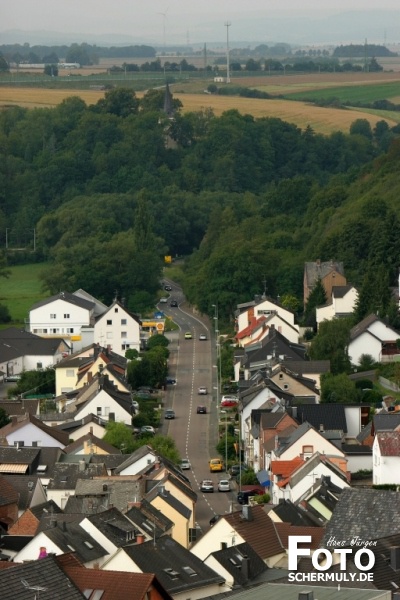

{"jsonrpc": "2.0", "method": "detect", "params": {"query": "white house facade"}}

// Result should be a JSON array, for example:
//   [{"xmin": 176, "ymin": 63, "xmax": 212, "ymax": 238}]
[
  {"xmin": 348, "ymin": 315, "xmax": 400, "ymax": 366},
  {"xmin": 316, "ymin": 285, "xmax": 358, "ymax": 328},
  {"xmin": 29, "ymin": 291, "xmax": 96, "ymax": 352},
  {"xmin": 94, "ymin": 301, "xmax": 141, "ymax": 358},
  {"xmin": 236, "ymin": 298, "xmax": 297, "ymax": 333},
  {"xmin": 373, "ymin": 431, "xmax": 400, "ymax": 485}
]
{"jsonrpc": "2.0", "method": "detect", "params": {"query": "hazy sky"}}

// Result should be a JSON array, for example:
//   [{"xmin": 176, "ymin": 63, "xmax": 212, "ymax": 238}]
[{"xmin": 2, "ymin": 0, "xmax": 400, "ymax": 45}]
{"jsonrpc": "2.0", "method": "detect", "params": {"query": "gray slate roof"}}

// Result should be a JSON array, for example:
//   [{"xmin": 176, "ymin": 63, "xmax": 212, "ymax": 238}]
[
  {"xmin": 43, "ymin": 521, "xmax": 107, "ymax": 562},
  {"xmin": 145, "ymin": 484, "xmax": 191, "ymax": 520},
  {"xmin": 0, "ymin": 555, "xmax": 85, "ymax": 599},
  {"xmin": 30, "ymin": 290, "xmax": 95, "ymax": 312},
  {"xmin": 122, "ymin": 536, "xmax": 224, "ymax": 594},
  {"xmin": 323, "ymin": 488, "xmax": 400, "ymax": 546},
  {"xmin": 211, "ymin": 541, "xmax": 267, "ymax": 586},
  {"xmin": 47, "ymin": 461, "xmax": 107, "ymax": 490},
  {"xmin": 291, "ymin": 403, "xmax": 348, "ymax": 433},
  {"xmin": 0, "ymin": 327, "xmax": 68, "ymax": 362},
  {"xmin": 125, "ymin": 498, "xmax": 174, "ymax": 536},
  {"xmin": 372, "ymin": 411, "xmax": 400, "ymax": 432},
  {"xmin": 84, "ymin": 506, "xmax": 138, "ymax": 546},
  {"xmin": 304, "ymin": 260, "xmax": 345, "ymax": 287}
]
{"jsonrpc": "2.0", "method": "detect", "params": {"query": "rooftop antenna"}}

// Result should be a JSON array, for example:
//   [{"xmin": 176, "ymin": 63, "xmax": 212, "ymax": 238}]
[{"xmin": 21, "ymin": 579, "xmax": 48, "ymax": 599}]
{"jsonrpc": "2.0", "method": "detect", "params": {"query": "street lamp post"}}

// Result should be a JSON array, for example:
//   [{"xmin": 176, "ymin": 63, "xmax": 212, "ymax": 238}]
[
  {"xmin": 212, "ymin": 304, "xmax": 220, "ymax": 408},
  {"xmin": 220, "ymin": 410, "xmax": 228, "ymax": 472}
]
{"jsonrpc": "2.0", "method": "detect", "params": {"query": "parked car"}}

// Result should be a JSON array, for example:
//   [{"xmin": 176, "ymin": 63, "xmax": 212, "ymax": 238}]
[
  {"xmin": 209, "ymin": 458, "xmax": 224, "ymax": 472},
  {"xmin": 170, "ymin": 300, "xmax": 178, "ymax": 307},
  {"xmin": 209, "ymin": 514, "xmax": 220, "ymax": 526},
  {"xmin": 200, "ymin": 479, "xmax": 214, "ymax": 492},
  {"xmin": 164, "ymin": 409, "xmax": 175, "ymax": 419},
  {"xmin": 197, "ymin": 405, "xmax": 207, "ymax": 414},
  {"xmin": 131, "ymin": 400, "xmax": 139, "ymax": 412},
  {"xmin": 164, "ymin": 285, "xmax": 172, "ymax": 291},
  {"xmin": 199, "ymin": 333, "xmax": 207, "ymax": 340},
  {"xmin": 218, "ymin": 479, "xmax": 230, "ymax": 492},
  {"xmin": 229, "ymin": 464, "xmax": 248, "ymax": 477},
  {"xmin": 237, "ymin": 488, "xmax": 264, "ymax": 505},
  {"xmin": 180, "ymin": 458, "xmax": 191, "ymax": 470},
  {"xmin": 198, "ymin": 386, "xmax": 207, "ymax": 395},
  {"xmin": 4, "ymin": 374, "xmax": 21, "ymax": 383},
  {"xmin": 140, "ymin": 425, "xmax": 155, "ymax": 435},
  {"xmin": 184, "ymin": 331, "xmax": 193, "ymax": 339},
  {"xmin": 159, "ymin": 297, "xmax": 168, "ymax": 303},
  {"xmin": 221, "ymin": 395, "xmax": 239, "ymax": 408}
]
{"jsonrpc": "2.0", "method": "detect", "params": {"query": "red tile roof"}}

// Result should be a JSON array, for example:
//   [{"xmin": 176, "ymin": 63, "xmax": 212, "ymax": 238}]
[
  {"xmin": 270, "ymin": 457, "xmax": 304, "ymax": 478},
  {"xmin": 236, "ymin": 316, "xmax": 267, "ymax": 340},
  {"xmin": 275, "ymin": 522, "xmax": 326, "ymax": 549},
  {"xmin": 377, "ymin": 431, "xmax": 400, "ymax": 456},
  {"xmin": 58, "ymin": 553, "xmax": 173, "ymax": 600}
]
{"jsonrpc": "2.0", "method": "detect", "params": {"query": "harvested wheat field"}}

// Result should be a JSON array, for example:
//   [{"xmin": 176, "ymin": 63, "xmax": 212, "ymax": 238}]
[{"xmin": 0, "ymin": 84, "xmax": 397, "ymax": 135}]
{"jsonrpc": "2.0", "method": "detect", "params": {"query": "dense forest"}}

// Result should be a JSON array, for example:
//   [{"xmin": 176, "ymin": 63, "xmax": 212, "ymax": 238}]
[{"xmin": 1, "ymin": 86, "xmax": 400, "ymax": 324}]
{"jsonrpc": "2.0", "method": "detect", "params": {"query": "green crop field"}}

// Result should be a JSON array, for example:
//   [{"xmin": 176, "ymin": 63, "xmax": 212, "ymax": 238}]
[
  {"xmin": 0, "ymin": 263, "xmax": 48, "ymax": 327},
  {"xmin": 284, "ymin": 81, "xmax": 400, "ymax": 104}
]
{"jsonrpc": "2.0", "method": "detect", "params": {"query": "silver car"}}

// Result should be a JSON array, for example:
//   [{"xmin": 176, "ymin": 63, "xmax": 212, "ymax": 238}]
[
  {"xmin": 218, "ymin": 479, "xmax": 230, "ymax": 492},
  {"xmin": 180, "ymin": 458, "xmax": 191, "ymax": 470}
]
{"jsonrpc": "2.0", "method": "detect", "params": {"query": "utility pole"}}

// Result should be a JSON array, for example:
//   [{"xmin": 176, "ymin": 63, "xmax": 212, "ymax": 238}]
[{"xmin": 225, "ymin": 21, "xmax": 231, "ymax": 83}]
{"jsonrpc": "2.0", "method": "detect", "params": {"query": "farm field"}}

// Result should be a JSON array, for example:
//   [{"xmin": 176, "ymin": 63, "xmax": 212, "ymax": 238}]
[
  {"xmin": 0, "ymin": 79, "xmax": 399, "ymax": 134},
  {"xmin": 0, "ymin": 263, "xmax": 48, "ymax": 326}
]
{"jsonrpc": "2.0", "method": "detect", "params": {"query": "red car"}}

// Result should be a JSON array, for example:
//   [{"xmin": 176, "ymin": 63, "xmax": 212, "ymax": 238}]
[{"xmin": 220, "ymin": 395, "xmax": 239, "ymax": 408}]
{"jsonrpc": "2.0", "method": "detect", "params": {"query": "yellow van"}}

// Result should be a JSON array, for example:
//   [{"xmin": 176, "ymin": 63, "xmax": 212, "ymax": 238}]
[{"xmin": 209, "ymin": 458, "xmax": 224, "ymax": 472}]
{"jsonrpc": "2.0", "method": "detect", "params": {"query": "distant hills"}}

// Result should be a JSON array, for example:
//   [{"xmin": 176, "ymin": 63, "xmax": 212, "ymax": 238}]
[{"xmin": 1, "ymin": 10, "xmax": 400, "ymax": 48}]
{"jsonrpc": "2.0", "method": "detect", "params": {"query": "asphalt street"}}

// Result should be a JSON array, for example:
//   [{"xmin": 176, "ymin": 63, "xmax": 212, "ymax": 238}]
[{"xmin": 160, "ymin": 279, "xmax": 238, "ymax": 534}]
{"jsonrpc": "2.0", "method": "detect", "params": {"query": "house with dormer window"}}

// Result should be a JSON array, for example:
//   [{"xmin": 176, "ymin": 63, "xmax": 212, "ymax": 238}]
[{"xmin": 269, "ymin": 421, "xmax": 347, "ymax": 473}]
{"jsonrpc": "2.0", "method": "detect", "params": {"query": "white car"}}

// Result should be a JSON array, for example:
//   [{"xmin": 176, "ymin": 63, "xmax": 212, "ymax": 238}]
[
  {"xmin": 218, "ymin": 479, "xmax": 230, "ymax": 492},
  {"xmin": 199, "ymin": 333, "xmax": 207, "ymax": 340},
  {"xmin": 131, "ymin": 400, "xmax": 139, "ymax": 412},
  {"xmin": 180, "ymin": 458, "xmax": 191, "ymax": 470},
  {"xmin": 140, "ymin": 425, "xmax": 155, "ymax": 435},
  {"xmin": 198, "ymin": 386, "xmax": 208, "ymax": 395},
  {"xmin": 159, "ymin": 297, "xmax": 168, "ymax": 303},
  {"xmin": 200, "ymin": 479, "xmax": 214, "ymax": 493}
]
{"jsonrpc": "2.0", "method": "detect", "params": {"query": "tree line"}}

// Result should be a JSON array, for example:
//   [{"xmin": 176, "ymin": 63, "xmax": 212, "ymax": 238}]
[{"xmin": 1, "ymin": 86, "xmax": 400, "ymax": 327}]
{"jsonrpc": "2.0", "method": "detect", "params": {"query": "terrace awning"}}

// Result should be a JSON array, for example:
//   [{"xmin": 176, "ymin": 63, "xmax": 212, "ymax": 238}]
[{"xmin": 256, "ymin": 469, "xmax": 271, "ymax": 487}]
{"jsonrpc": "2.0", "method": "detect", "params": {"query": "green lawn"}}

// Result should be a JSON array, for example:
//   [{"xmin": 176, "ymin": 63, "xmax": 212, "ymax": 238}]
[{"xmin": 0, "ymin": 263, "xmax": 48, "ymax": 327}]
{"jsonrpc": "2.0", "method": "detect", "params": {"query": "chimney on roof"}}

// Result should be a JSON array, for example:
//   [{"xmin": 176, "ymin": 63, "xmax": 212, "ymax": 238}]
[
  {"xmin": 299, "ymin": 593, "xmax": 314, "ymax": 600},
  {"xmin": 88, "ymin": 371, "xmax": 93, "ymax": 382},
  {"xmin": 391, "ymin": 546, "xmax": 400, "ymax": 571},
  {"xmin": 136, "ymin": 533, "xmax": 145, "ymax": 545},
  {"xmin": 79, "ymin": 460, "xmax": 86, "ymax": 472},
  {"xmin": 241, "ymin": 555, "xmax": 250, "ymax": 582},
  {"xmin": 275, "ymin": 435, "xmax": 279, "ymax": 450},
  {"xmin": 90, "ymin": 426, "xmax": 93, "ymax": 435},
  {"xmin": 242, "ymin": 505, "xmax": 253, "ymax": 521},
  {"xmin": 319, "ymin": 423, "xmax": 325, "ymax": 432}
]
